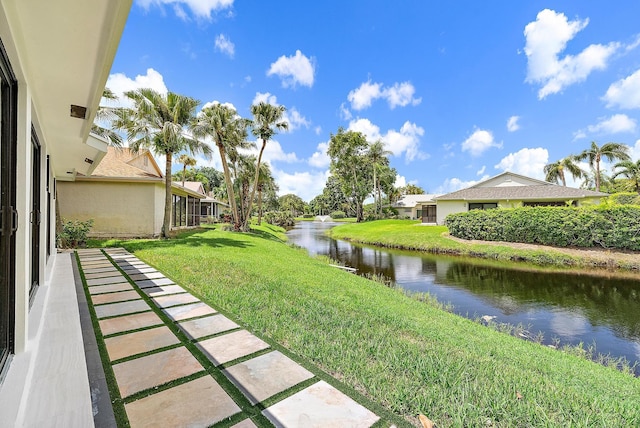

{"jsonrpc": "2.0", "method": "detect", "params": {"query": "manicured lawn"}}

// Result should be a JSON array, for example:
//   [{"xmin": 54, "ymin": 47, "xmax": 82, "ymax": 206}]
[
  {"xmin": 329, "ymin": 219, "xmax": 640, "ymax": 269},
  {"xmin": 93, "ymin": 225, "xmax": 640, "ymax": 427}
]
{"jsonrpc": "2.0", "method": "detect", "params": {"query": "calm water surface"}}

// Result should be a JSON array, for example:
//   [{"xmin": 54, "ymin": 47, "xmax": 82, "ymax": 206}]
[{"xmin": 287, "ymin": 221, "xmax": 640, "ymax": 373}]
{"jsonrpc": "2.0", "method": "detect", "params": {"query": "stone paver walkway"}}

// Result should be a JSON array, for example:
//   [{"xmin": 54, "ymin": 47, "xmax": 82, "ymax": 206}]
[{"xmin": 77, "ymin": 248, "xmax": 381, "ymax": 428}]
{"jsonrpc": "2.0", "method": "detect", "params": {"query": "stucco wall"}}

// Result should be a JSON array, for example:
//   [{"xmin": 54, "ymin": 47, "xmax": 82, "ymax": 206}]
[
  {"xmin": 436, "ymin": 200, "xmax": 467, "ymax": 224},
  {"xmin": 58, "ymin": 180, "xmax": 162, "ymax": 237}
]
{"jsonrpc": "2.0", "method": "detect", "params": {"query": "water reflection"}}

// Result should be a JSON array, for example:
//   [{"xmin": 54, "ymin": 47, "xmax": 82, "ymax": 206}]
[{"xmin": 287, "ymin": 221, "xmax": 640, "ymax": 372}]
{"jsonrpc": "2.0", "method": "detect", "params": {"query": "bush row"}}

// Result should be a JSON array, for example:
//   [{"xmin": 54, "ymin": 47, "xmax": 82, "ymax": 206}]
[{"xmin": 445, "ymin": 205, "xmax": 640, "ymax": 251}]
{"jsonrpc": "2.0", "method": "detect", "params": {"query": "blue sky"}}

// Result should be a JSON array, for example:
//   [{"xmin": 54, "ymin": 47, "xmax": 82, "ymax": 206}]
[{"xmin": 107, "ymin": 1, "xmax": 640, "ymax": 201}]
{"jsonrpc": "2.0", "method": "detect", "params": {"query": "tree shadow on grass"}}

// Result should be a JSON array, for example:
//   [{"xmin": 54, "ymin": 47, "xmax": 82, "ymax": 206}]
[{"xmin": 120, "ymin": 235, "xmax": 252, "ymax": 253}]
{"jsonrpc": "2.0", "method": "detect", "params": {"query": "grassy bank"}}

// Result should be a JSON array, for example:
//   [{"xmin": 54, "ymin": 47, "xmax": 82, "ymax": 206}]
[
  {"xmin": 329, "ymin": 219, "xmax": 640, "ymax": 271},
  {"xmin": 90, "ymin": 224, "xmax": 639, "ymax": 426}
]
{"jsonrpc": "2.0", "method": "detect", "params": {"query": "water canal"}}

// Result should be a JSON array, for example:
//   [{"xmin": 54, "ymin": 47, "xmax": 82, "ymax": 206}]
[{"xmin": 286, "ymin": 221, "xmax": 640, "ymax": 374}]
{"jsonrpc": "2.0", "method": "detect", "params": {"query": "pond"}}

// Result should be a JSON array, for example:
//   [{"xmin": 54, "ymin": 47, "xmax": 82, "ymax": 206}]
[{"xmin": 287, "ymin": 221, "xmax": 640, "ymax": 374}]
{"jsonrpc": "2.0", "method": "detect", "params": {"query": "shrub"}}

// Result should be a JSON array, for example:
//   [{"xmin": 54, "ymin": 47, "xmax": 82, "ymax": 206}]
[
  {"xmin": 263, "ymin": 211, "xmax": 295, "ymax": 227},
  {"xmin": 57, "ymin": 218, "xmax": 94, "ymax": 248},
  {"xmin": 302, "ymin": 214, "xmax": 314, "ymax": 218},
  {"xmin": 330, "ymin": 210, "xmax": 346, "ymax": 219},
  {"xmin": 445, "ymin": 205, "xmax": 640, "ymax": 251},
  {"xmin": 607, "ymin": 192, "xmax": 640, "ymax": 206}
]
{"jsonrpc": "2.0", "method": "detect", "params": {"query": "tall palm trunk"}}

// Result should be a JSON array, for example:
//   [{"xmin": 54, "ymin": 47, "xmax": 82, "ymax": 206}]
[
  {"xmin": 162, "ymin": 152, "xmax": 173, "ymax": 239},
  {"xmin": 218, "ymin": 143, "xmax": 240, "ymax": 229},
  {"xmin": 243, "ymin": 140, "xmax": 266, "ymax": 232},
  {"xmin": 257, "ymin": 187, "xmax": 264, "ymax": 225},
  {"xmin": 595, "ymin": 154, "xmax": 601, "ymax": 192}
]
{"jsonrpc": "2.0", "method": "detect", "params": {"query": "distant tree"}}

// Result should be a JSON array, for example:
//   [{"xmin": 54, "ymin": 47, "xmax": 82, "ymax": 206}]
[
  {"xmin": 575, "ymin": 141, "xmax": 630, "ymax": 192},
  {"xmin": 246, "ymin": 102, "xmax": 288, "ymax": 231},
  {"xmin": 113, "ymin": 88, "xmax": 211, "ymax": 238},
  {"xmin": 400, "ymin": 184, "xmax": 425, "ymax": 195},
  {"xmin": 279, "ymin": 193, "xmax": 306, "ymax": 217},
  {"xmin": 198, "ymin": 167, "xmax": 224, "ymax": 193},
  {"xmin": 176, "ymin": 153, "xmax": 197, "ymax": 186},
  {"xmin": 328, "ymin": 128, "xmax": 372, "ymax": 222},
  {"xmin": 367, "ymin": 140, "xmax": 392, "ymax": 216},
  {"xmin": 543, "ymin": 156, "xmax": 584, "ymax": 186},
  {"xmin": 191, "ymin": 103, "xmax": 250, "ymax": 229},
  {"xmin": 612, "ymin": 159, "xmax": 640, "ymax": 193}
]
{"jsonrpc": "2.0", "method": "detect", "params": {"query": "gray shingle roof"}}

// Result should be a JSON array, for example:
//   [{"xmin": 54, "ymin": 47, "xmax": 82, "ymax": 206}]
[{"xmin": 435, "ymin": 184, "xmax": 607, "ymax": 201}]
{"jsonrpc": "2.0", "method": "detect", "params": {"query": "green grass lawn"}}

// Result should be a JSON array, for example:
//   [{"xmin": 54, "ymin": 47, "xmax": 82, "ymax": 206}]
[
  {"xmin": 92, "ymin": 225, "xmax": 640, "ymax": 427},
  {"xmin": 329, "ymin": 219, "xmax": 640, "ymax": 270}
]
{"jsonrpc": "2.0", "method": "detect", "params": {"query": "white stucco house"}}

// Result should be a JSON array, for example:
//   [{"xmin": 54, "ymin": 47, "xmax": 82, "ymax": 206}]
[
  {"xmin": 58, "ymin": 147, "xmax": 221, "ymax": 237},
  {"xmin": 392, "ymin": 194, "xmax": 440, "ymax": 222},
  {"xmin": 431, "ymin": 172, "xmax": 608, "ymax": 224},
  {"xmin": 0, "ymin": 1, "xmax": 132, "ymax": 425}
]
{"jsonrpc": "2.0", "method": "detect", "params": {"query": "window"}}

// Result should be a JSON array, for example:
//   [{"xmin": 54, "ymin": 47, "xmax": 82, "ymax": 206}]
[
  {"xmin": 172, "ymin": 194, "xmax": 187, "ymax": 227},
  {"xmin": 469, "ymin": 203, "xmax": 497, "ymax": 211}
]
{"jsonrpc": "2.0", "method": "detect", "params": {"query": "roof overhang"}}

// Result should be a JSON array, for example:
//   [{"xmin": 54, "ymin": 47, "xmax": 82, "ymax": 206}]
[{"xmin": 0, "ymin": 0, "xmax": 132, "ymax": 180}]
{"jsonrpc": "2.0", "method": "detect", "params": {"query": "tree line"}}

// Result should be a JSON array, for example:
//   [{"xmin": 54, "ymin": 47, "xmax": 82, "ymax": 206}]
[{"xmin": 544, "ymin": 141, "xmax": 639, "ymax": 193}]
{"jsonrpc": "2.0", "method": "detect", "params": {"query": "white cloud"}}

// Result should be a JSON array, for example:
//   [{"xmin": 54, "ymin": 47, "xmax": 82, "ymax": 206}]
[
  {"xmin": 273, "ymin": 168, "xmax": 330, "ymax": 202},
  {"xmin": 105, "ymin": 68, "xmax": 169, "ymax": 108},
  {"xmin": 339, "ymin": 102, "xmax": 353, "ymax": 120},
  {"xmin": 214, "ymin": 34, "xmax": 235, "ymax": 58},
  {"xmin": 284, "ymin": 108, "xmax": 310, "ymax": 131},
  {"xmin": 603, "ymin": 69, "xmax": 640, "ymax": 109},
  {"xmin": 573, "ymin": 114, "xmax": 637, "ymax": 139},
  {"xmin": 138, "ymin": 0, "xmax": 234, "ymax": 19},
  {"xmin": 240, "ymin": 140, "xmax": 299, "ymax": 164},
  {"xmin": 267, "ymin": 50, "xmax": 315, "ymax": 88},
  {"xmin": 201, "ymin": 100, "xmax": 237, "ymax": 112},
  {"xmin": 394, "ymin": 175, "xmax": 407, "ymax": 188},
  {"xmin": 314, "ymin": 126, "xmax": 322, "ymax": 135},
  {"xmin": 385, "ymin": 82, "xmax": 423, "ymax": 108},
  {"xmin": 494, "ymin": 147, "xmax": 549, "ymax": 179},
  {"xmin": 347, "ymin": 80, "xmax": 421, "ymax": 110},
  {"xmin": 476, "ymin": 165, "xmax": 486, "ymax": 175},
  {"xmin": 631, "ymin": 139, "xmax": 640, "ymax": 161},
  {"xmin": 348, "ymin": 118, "xmax": 427, "ymax": 162},
  {"xmin": 461, "ymin": 129, "xmax": 502, "ymax": 156},
  {"xmin": 435, "ymin": 176, "xmax": 489, "ymax": 193},
  {"xmin": 524, "ymin": 9, "xmax": 621, "ymax": 99},
  {"xmin": 507, "ymin": 116, "xmax": 520, "ymax": 132},
  {"xmin": 251, "ymin": 93, "xmax": 310, "ymax": 132},
  {"xmin": 308, "ymin": 142, "xmax": 330, "ymax": 168},
  {"xmin": 347, "ymin": 81, "xmax": 382, "ymax": 110}
]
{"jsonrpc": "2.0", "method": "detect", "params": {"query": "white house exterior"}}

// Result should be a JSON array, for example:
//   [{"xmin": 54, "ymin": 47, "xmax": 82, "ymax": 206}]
[
  {"xmin": 433, "ymin": 172, "xmax": 608, "ymax": 224},
  {"xmin": 392, "ymin": 194, "xmax": 440, "ymax": 221},
  {"xmin": 0, "ymin": 1, "xmax": 131, "ymax": 425}
]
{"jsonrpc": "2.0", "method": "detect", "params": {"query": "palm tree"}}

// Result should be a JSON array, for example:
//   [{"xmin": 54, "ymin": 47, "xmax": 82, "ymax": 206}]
[
  {"xmin": 92, "ymin": 88, "xmax": 123, "ymax": 147},
  {"xmin": 176, "ymin": 154, "xmax": 197, "ymax": 186},
  {"xmin": 255, "ymin": 162, "xmax": 277, "ymax": 225},
  {"xmin": 246, "ymin": 102, "xmax": 288, "ymax": 231},
  {"xmin": 543, "ymin": 156, "xmax": 584, "ymax": 186},
  {"xmin": 367, "ymin": 140, "xmax": 391, "ymax": 216},
  {"xmin": 612, "ymin": 159, "xmax": 640, "ymax": 193},
  {"xmin": 191, "ymin": 103, "xmax": 250, "ymax": 229},
  {"xmin": 113, "ymin": 88, "xmax": 211, "ymax": 238},
  {"xmin": 575, "ymin": 141, "xmax": 630, "ymax": 192}
]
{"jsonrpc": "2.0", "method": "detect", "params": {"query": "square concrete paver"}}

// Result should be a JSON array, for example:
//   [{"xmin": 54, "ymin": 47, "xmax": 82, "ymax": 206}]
[
  {"xmin": 81, "ymin": 262, "xmax": 114, "ymax": 269},
  {"xmin": 231, "ymin": 420, "xmax": 258, "ymax": 428},
  {"xmin": 84, "ymin": 270, "xmax": 122, "ymax": 280},
  {"xmin": 122, "ymin": 266, "xmax": 156, "ymax": 274},
  {"xmin": 178, "ymin": 314, "xmax": 239, "ymax": 340},
  {"xmin": 127, "ymin": 271, "xmax": 166, "ymax": 281},
  {"xmin": 94, "ymin": 299, "xmax": 150, "ymax": 319},
  {"xmin": 125, "ymin": 375, "xmax": 240, "ymax": 427},
  {"xmin": 91, "ymin": 290, "xmax": 141, "ymax": 306},
  {"xmin": 262, "ymin": 381, "xmax": 379, "ymax": 428},
  {"xmin": 151, "ymin": 293, "xmax": 200, "ymax": 309},
  {"xmin": 198, "ymin": 330, "xmax": 270, "ymax": 366},
  {"xmin": 136, "ymin": 278, "xmax": 176, "ymax": 288},
  {"xmin": 141, "ymin": 284, "xmax": 186, "ymax": 298},
  {"xmin": 223, "ymin": 351, "xmax": 314, "ymax": 405},
  {"xmin": 113, "ymin": 346, "xmax": 204, "ymax": 398},
  {"xmin": 83, "ymin": 266, "xmax": 120, "ymax": 274},
  {"xmin": 86, "ymin": 276, "xmax": 128, "ymax": 286},
  {"xmin": 99, "ymin": 311, "xmax": 164, "ymax": 336},
  {"xmin": 104, "ymin": 326, "xmax": 179, "ymax": 361},
  {"xmin": 88, "ymin": 283, "xmax": 133, "ymax": 295},
  {"xmin": 163, "ymin": 302, "xmax": 217, "ymax": 321}
]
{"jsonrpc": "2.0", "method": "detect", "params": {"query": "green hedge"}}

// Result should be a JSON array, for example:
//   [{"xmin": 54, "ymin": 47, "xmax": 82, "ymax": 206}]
[{"xmin": 445, "ymin": 206, "xmax": 640, "ymax": 251}]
